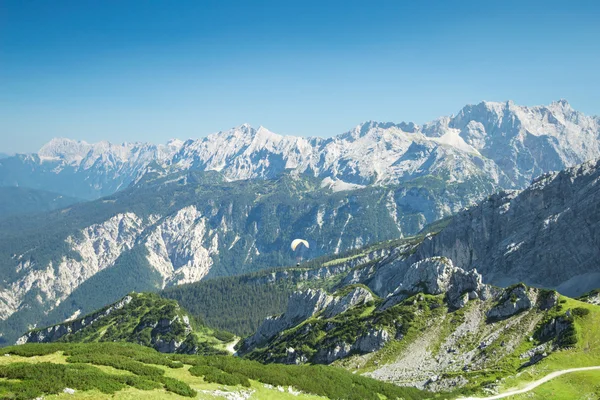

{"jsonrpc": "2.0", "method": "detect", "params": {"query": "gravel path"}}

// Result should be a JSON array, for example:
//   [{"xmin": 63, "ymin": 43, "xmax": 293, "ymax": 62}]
[{"xmin": 459, "ymin": 366, "xmax": 600, "ymax": 399}]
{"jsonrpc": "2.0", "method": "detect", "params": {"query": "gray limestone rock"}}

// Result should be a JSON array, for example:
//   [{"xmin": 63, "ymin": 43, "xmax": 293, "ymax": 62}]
[
  {"xmin": 486, "ymin": 285, "xmax": 535, "ymax": 320},
  {"xmin": 242, "ymin": 289, "xmax": 333, "ymax": 351},
  {"xmin": 322, "ymin": 287, "xmax": 374, "ymax": 319},
  {"xmin": 380, "ymin": 257, "xmax": 487, "ymax": 310},
  {"xmin": 416, "ymin": 158, "xmax": 600, "ymax": 297}
]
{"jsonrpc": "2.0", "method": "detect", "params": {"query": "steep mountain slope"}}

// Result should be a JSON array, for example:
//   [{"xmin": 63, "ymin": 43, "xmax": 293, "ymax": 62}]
[
  {"xmin": 240, "ymin": 258, "xmax": 600, "ymax": 396},
  {"xmin": 0, "ymin": 186, "xmax": 81, "ymax": 218},
  {"xmin": 340, "ymin": 158, "xmax": 600, "ymax": 300},
  {"xmin": 161, "ymin": 237, "xmax": 407, "ymax": 336},
  {"xmin": 2, "ymin": 100, "xmax": 598, "ymax": 199},
  {"xmin": 415, "ymin": 157, "xmax": 600, "ymax": 296},
  {"xmin": 16, "ymin": 292, "xmax": 231, "ymax": 356},
  {"xmin": 0, "ymin": 169, "xmax": 470, "ymax": 345}
]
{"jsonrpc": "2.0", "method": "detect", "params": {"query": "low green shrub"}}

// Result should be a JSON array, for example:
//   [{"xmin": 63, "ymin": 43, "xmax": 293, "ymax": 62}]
[
  {"xmin": 66, "ymin": 354, "xmax": 165, "ymax": 377},
  {"xmin": 159, "ymin": 376, "xmax": 196, "ymax": 397},
  {"xmin": 572, "ymin": 307, "xmax": 590, "ymax": 317},
  {"xmin": 189, "ymin": 364, "xmax": 251, "ymax": 387},
  {"xmin": 213, "ymin": 329, "xmax": 236, "ymax": 343}
]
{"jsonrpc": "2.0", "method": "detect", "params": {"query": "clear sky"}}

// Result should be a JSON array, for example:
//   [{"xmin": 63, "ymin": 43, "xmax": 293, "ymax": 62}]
[{"xmin": 1, "ymin": 0, "xmax": 599, "ymax": 153}]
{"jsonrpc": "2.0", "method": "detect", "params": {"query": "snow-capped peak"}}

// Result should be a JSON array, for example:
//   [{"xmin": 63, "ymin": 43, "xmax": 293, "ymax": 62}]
[
  {"xmin": 14, "ymin": 99, "xmax": 600, "ymax": 199},
  {"xmin": 38, "ymin": 138, "xmax": 93, "ymax": 164}
]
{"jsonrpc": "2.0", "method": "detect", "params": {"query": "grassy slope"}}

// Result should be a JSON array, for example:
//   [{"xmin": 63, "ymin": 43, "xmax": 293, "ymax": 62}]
[
  {"xmin": 484, "ymin": 296, "xmax": 600, "ymax": 398},
  {"xmin": 507, "ymin": 370, "xmax": 600, "ymax": 399},
  {"xmin": 0, "ymin": 342, "xmax": 429, "ymax": 400},
  {"xmin": 244, "ymin": 281, "xmax": 600, "ymax": 400},
  {"xmin": 0, "ymin": 350, "xmax": 322, "ymax": 400}
]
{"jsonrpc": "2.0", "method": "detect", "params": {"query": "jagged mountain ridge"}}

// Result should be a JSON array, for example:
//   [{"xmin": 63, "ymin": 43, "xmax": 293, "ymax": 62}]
[
  {"xmin": 16, "ymin": 292, "xmax": 231, "ymax": 356},
  {"xmin": 2, "ymin": 100, "xmax": 598, "ymax": 199},
  {"xmin": 414, "ymin": 157, "xmax": 600, "ymax": 296},
  {"xmin": 0, "ymin": 139, "xmax": 184, "ymax": 199}
]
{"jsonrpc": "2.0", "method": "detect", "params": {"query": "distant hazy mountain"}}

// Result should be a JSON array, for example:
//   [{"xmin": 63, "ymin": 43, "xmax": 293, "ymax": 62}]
[
  {"xmin": 0, "ymin": 153, "xmax": 10, "ymax": 159},
  {"xmin": 0, "ymin": 187, "xmax": 81, "ymax": 218},
  {"xmin": 0, "ymin": 139, "xmax": 183, "ymax": 199},
  {"xmin": 1, "ymin": 100, "xmax": 598, "ymax": 199}
]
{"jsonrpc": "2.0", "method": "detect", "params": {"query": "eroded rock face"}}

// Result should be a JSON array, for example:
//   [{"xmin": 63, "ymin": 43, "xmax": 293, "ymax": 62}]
[
  {"xmin": 242, "ymin": 289, "xmax": 333, "ymax": 351},
  {"xmin": 416, "ymin": 158, "xmax": 600, "ymax": 296},
  {"xmin": 322, "ymin": 287, "xmax": 374, "ymax": 319},
  {"xmin": 536, "ymin": 316, "xmax": 572, "ymax": 343},
  {"xmin": 243, "ymin": 287, "xmax": 376, "ymax": 354},
  {"xmin": 539, "ymin": 291, "xmax": 560, "ymax": 310},
  {"xmin": 314, "ymin": 328, "xmax": 390, "ymax": 364},
  {"xmin": 381, "ymin": 257, "xmax": 488, "ymax": 310},
  {"xmin": 486, "ymin": 284, "xmax": 535, "ymax": 320},
  {"xmin": 355, "ymin": 328, "xmax": 390, "ymax": 353}
]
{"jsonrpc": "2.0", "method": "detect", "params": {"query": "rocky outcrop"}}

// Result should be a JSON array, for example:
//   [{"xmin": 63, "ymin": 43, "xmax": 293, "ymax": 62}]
[
  {"xmin": 322, "ymin": 287, "xmax": 374, "ymax": 318},
  {"xmin": 538, "ymin": 291, "xmax": 560, "ymax": 310},
  {"xmin": 242, "ymin": 289, "xmax": 333, "ymax": 351},
  {"xmin": 243, "ymin": 286, "xmax": 376, "ymax": 353},
  {"xmin": 16, "ymin": 295, "xmax": 134, "ymax": 345},
  {"xmin": 486, "ymin": 284, "xmax": 536, "ymax": 321},
  {"xmin": 536, "ymin": 316, "xmax": 572, "ymax": 343},
  {"xmin": 314, "ymin": 328, "xmax": 391, "ymax": 364},
  {"xmin": 381, "ymin": 257, "xmax": 488, "ymax": 310},
  {"xmin": 144, "ymin": 205, "xmax": 219, "ymax": 287},
  {"xmin": 578, "ymin": 290, "xmax": 600, "ymax": 305}
]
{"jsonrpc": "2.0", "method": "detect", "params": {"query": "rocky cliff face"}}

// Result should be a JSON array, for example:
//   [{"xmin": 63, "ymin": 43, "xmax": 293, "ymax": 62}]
[
  {"xmin": 144, "ymin": 205, "xmax": 219, "ymax": 287},
  {"xmin": 380, "ymin": 257, "xmax": 489, "ymax": 310},
  {"xmin": 415, "ymin": 158, "xmax": 600, "ymax": 296},
  {"xmin": 0, "ymin": 212, "xmax": 149, "ymax": 321},
  {"xmin": 241, "ymin": 289, "xmax": 333, "ymax": 351}
]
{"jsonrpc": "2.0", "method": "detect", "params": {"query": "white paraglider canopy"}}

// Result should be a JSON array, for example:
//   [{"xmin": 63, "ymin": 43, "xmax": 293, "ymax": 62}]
[{"xmin": 290, "ymin": 239, "xmax": 309, "ymax": 251}]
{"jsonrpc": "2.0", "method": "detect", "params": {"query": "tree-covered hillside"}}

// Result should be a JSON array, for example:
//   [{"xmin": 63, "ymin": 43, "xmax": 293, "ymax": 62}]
[
  {"xmin": 17, "ymin": 293, "xmax": 232, "ymax": 356},
  {"xmin": 0, "ymin": 186, "xmax": 81, "ymax": 218}
]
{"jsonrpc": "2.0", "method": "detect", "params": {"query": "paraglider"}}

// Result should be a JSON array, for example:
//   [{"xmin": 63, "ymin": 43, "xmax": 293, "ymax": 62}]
[
  {"xmin": 291, "ymin": 239, "xmax": 309, "ymax": 265},
  {"xmin": 290, "ymin": 239, "xmax": 309, "ymax": 252}
]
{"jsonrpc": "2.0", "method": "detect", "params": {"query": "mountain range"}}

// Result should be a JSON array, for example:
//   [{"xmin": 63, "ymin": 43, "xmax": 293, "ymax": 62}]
[{"xmin": 2, "ymin": 100, "xmax": 598, "ymax": 200}]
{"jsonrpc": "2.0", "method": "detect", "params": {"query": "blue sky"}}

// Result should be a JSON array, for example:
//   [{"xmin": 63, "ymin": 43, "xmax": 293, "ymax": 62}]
[{"xmin": 1, "ymin": 0, "xmax": 599, "ymax": 153}]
